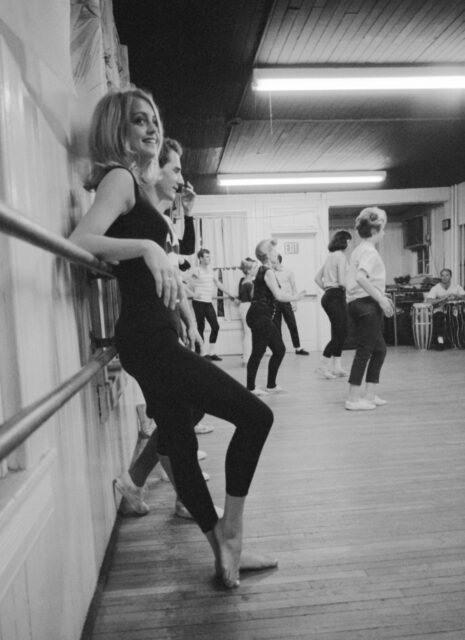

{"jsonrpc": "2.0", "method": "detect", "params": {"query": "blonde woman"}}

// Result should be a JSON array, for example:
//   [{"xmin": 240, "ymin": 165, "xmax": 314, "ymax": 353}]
[
  {"xmin": 345, "ymin": 207, "xmax": 394, "ymax": 411},
  {"xmin": 69, "ymin": 88, "xmax": 277, "ymax": 588},
  {"xmin": 246, "ymin": 239, "xmax": 305, "ymax": 395}
]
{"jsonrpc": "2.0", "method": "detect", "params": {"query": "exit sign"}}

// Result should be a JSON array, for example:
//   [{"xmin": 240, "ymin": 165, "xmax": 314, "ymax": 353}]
[{"xmin": 284, "ymin": 241, "xmax": 299, "ymax": 255}]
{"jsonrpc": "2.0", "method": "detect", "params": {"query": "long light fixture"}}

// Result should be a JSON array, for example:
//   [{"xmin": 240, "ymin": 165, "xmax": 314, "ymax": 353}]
[
  {"xmin": 252, "ymin": 66, "xmax": 465, "ymax": 92},
  {"xmin": 218, "ymin": 171, "xmax": 386, "ymax": 188}
]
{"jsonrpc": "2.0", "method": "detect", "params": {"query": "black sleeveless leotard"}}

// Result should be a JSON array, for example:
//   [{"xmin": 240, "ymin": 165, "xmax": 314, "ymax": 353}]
[
  {"xmin": 104, "ymin": 169, "xmax": 179, "ymax": 353},
  {"xmin": 101, "ymin": 168, "xmax": 273, "ymax": 534}
]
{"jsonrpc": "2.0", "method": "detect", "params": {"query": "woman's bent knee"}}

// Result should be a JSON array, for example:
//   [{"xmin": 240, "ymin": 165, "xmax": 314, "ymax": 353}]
[{"xmin": 257, "ymin": 401, "xmax": 274, "ymax": 433}]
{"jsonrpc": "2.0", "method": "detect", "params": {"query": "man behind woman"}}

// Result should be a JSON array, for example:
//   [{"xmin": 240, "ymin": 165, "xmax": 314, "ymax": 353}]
[{"xmin": 69, "ymin": 87, "xmax": 277, "ymax": 588}]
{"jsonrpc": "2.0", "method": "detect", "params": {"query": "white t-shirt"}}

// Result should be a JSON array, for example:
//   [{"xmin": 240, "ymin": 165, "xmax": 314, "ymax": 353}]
[
  {"xmin": 427, "ymin": 282, "xmax": 465, "ymax": 299},
  {"xmin": 191, "ymin": 267, "xmax": 214, "ymax": 302},
  {"xmin": 275, "ymin": 267, "xmax": 295, "ymax": 296},
  {"xmin": 321, "ymin": 251, "xmax": 347, "ymax": 289},
  {"xmin": 346, "ymin": 240, "xmax": 386, "ymax": 303},
  {"xmin": 427, "ymin": 282, "xmax": 465, "ymax": 312}
]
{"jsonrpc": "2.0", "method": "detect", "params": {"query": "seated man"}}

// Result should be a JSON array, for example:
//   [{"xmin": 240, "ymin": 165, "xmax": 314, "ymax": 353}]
[{"xmin": 426, "ymin": 268, "xmax": 465, "ymax": 349}]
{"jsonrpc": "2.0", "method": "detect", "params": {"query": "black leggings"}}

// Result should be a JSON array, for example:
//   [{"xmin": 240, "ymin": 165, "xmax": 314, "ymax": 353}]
[
  {"xmin": 246, "ymin": 304, "xmax": 286, "ymax": 390},
  {"xmin": 348, "ymin": 297, "xmax": 386, "ymax": 386},
  {"xmin": 117, "ymin": 328, "xmax": 273, "ymax": 533},
  {"xmin": 192, "ymin": 300, "xmax": 219, "ymax": 344},
  {"xmin": 321, "ymin": 288, "xmax": 348, "ymax": 358},
  {"xmin": 274, "ymin": 302, "xmax": 301, "ymax": 349}
]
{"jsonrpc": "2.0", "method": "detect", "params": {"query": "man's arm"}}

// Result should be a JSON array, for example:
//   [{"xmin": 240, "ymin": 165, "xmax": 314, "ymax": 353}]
[
  {"xmin": 178, "ymin": 215, "xmax": 195, "ymax": 255},
  {"xmin": 426, "ymin": 286, "xmax": 449, "ymax": 306},
  {"xmin": 178, "ymin": 182, "xmax": 196, "ymax": 255},
  {"xmin": 288, "ymin": 269, "xmax": 297, "ymax": 296},
  {"xmin": 213, "ymin": 275, "xmax": 236, "ymax": 299}
]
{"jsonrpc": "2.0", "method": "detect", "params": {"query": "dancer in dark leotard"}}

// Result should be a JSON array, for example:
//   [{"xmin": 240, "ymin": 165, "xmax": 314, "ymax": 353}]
[
  {"xmin": 69, "ymin": 88, "xmax": 277, "ymax": 588},
  {"xmin": 246, "ymin": 239, "xmax": 305, "ymax": 396}
]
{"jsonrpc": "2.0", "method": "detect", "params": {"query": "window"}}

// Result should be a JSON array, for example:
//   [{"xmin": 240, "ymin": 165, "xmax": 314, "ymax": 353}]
[{"xmin": 415, "ymin": 245, "xmax": 430, "ymax": 275}]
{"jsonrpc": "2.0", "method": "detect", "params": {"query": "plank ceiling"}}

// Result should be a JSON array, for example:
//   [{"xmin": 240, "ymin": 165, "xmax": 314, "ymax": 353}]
[{"xmin": 113, "ymin": 0, "xmax": 465, "ymax": 194}]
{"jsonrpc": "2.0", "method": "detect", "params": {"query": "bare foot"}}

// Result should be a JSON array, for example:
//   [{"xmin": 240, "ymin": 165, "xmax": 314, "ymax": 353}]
[
  {"xmin": 239, "ymin": 551, "xmax": 278, "ymax": 572},
  {"xmin": 213, "ymin": 519, "xmax": 242, "ymax": 588}
]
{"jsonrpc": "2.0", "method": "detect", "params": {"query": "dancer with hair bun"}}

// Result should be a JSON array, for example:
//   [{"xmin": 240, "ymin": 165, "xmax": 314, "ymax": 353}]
[
  {"xmin": 246, "ymin": 239, "xmax": 305, "ymax": 396},
  {"xmin": 345, "ymin": 207, "xmax": 394, "ymax": 411}
]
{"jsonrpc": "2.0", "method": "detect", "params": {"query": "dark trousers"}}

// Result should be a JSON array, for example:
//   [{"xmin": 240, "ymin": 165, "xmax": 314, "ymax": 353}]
[
  {"xmin": 432, "ymin": 311, "xmax": 448, "ymax": 346},
  {"xmin": 118, "ymin": 328, "xmax": 273, "ymax": 533},
  {"xmin": 246, "ymin": 304, "xmax": 286, "ymax": 390},
  {"xmin": 192, "ymin": 300, "xmax": 219, "ymax": 343},
  {"xmin": 273, "ymin": 301, "xmax": 301, "ymax": 348},
  {"xmin": 348, "ymin": 297, "xmax": 387, "ymax": 386},
  {"xmin": 321, "ymin": 288, "xmax": 348, "ymax": 358}
]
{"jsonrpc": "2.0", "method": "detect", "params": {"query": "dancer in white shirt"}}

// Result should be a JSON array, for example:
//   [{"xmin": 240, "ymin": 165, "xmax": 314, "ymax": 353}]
[
  {"xmin": 345, "ymin": 208, "xmax": 394, "ymax": 411},
  {"xmin": 189, "ymin": 249, "xmax": 236, "ymax": 360},
  {"xmin": 314, "ymin": 230, "xmax": 352, "ymax": 378}
]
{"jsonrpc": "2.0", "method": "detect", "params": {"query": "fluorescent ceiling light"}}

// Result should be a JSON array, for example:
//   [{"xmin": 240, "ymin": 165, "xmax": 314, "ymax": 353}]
[
  {"xmin": 218, "ymin": 172, "xmax": 386, "ymax": 187},
  {"xmin": 253, "ymin": 66, "xmax": 465, "ymax": 92}
]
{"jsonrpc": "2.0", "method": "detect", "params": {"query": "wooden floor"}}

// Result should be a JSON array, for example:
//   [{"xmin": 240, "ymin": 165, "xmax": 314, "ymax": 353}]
[{"xmin": 85, "ymin": 347, "xmax": 465, "ymax": 640}]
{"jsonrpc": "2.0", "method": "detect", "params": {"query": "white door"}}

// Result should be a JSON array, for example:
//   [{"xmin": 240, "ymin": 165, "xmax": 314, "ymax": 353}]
[{"xmin": 272, "ymin": 232, "xmax": 320, "ymax": 352}]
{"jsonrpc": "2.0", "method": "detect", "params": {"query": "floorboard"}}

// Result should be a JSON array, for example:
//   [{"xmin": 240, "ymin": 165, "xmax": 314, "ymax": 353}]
[{"xmin": 84, "ymin": 346, "xmax": 465, "ymax": 640}]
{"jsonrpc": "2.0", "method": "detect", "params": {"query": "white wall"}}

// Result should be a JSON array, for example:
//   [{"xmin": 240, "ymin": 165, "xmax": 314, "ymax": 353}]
[
  {"xmin": 194, "ymin": 192, "xmax": 330, "ymax": 353},
  {"xmin": 194, "ymin": 186, "xmax": 456, "ymax": 353},
  {"xmin": 0, "ymin": 3, "xmax": 140, "ymax": 640}
]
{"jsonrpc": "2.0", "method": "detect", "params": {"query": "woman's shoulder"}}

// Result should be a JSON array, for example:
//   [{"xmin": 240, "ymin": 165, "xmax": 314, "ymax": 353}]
[
  {"xmin": 98, "ymin": 166, "xmax": 137, "ymax": 194},
  {"xmin": 94, "ymin": 167, "xmax": 137, "ymax": 213}
]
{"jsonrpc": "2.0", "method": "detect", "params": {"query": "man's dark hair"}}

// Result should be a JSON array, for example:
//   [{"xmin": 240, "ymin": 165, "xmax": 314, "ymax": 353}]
[
  {"xmin": 197, "ymin": 248, "xmax": 210, "ymax": 259},
  {"xmin": 159, "ymin": 138, "xmax": 183, "ymax": 168},
  {"xmin": 328, "ymin": 230, "xmax": 352, "ymax": 252}
]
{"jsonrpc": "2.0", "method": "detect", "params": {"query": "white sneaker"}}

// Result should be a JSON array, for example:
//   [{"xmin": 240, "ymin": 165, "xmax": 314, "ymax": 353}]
[
  {"xmin": 251, "ymin": 387, "xmax": 269, "ymax": 396},
  {"xmin": 367, "ymin": 395, "xmax": 388, "ymax": 406},
  {"xmin": 266, "ymin": 385, "xmax": 285, "ymax": 393},
  {"xmin": 345, "ymin": 399, "xmax": 376, "ymax": 411},
  {"xmin": 113, "ymin": 471, "xmax": 149, "ymax": 515},
  {"xmin": 333, "ymin": 368, "xmax": 349, "ymax": 377},
  {"xmin": 194, "ymin": 423, "xmax": 214, "ymax": 435}
]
